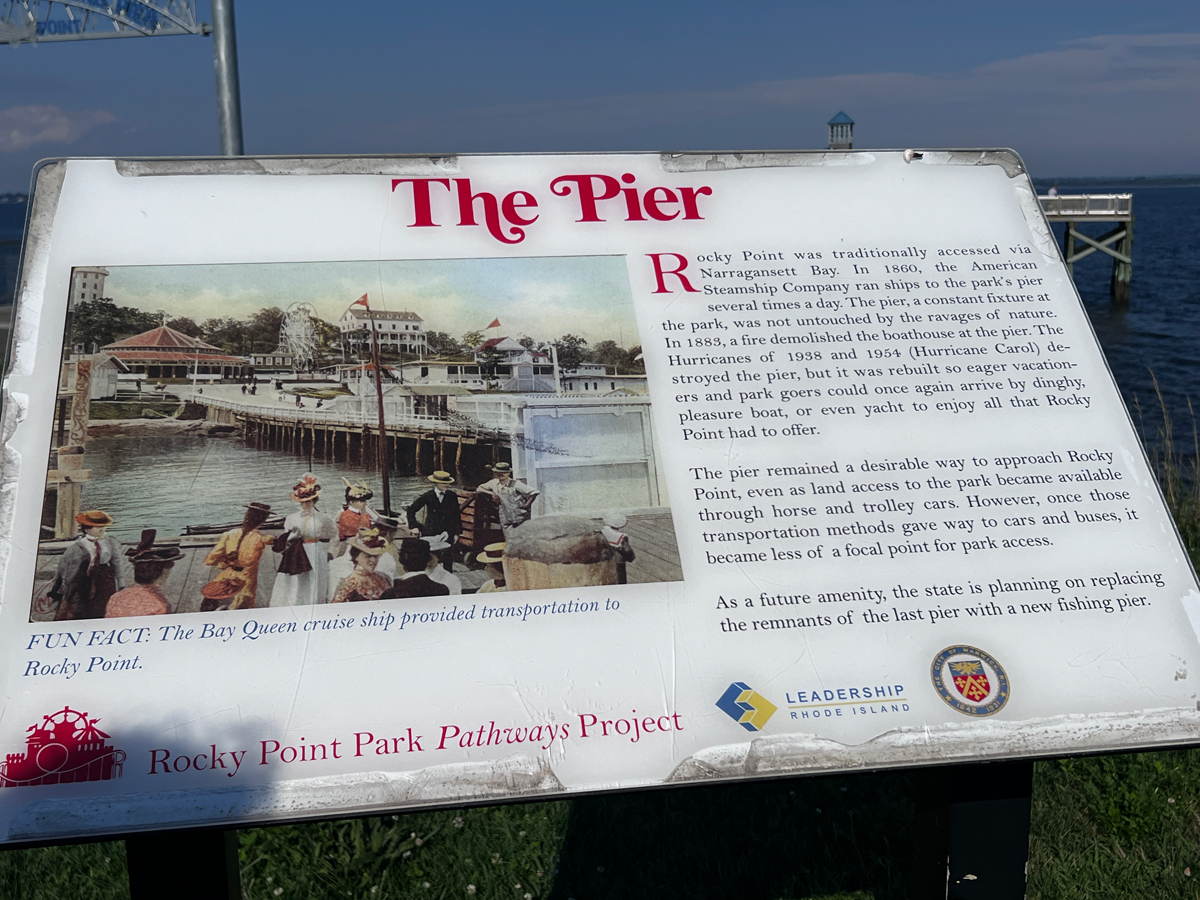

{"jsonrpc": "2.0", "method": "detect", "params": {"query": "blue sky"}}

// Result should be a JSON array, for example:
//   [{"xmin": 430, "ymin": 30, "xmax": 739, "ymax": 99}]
[{"xmin": 2, "ymin": 1, "xmax": 1199, "ymax": 191}]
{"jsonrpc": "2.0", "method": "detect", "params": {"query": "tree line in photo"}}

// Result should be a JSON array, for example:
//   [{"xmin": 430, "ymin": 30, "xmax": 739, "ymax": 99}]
[{"xmin": 68, "ymin": 296, "xmax": 646, "ymax": 373}]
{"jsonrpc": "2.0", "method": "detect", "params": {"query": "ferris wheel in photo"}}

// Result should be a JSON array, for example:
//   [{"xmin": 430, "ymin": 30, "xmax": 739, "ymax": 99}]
[{"xmin": 280, "ymin": 302, "xmax": 320, "ymax": 373}]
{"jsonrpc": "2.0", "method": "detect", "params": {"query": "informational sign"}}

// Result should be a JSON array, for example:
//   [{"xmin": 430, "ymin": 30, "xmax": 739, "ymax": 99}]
[{"xmin": 0, "ymin": 151, "xmax": 1196, "ymax": 842}]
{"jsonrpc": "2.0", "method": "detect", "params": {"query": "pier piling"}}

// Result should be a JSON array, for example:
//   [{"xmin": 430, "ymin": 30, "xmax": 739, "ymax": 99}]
[{"xmin": 1039, "ymin": 193, "xmax": 1133, "ymax": 305}]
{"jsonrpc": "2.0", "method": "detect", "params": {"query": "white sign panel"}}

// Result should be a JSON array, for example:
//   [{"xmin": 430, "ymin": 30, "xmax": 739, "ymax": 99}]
[{"xmin": 0, "ymin": 151, "xmax": 1196, "ymax": 842}]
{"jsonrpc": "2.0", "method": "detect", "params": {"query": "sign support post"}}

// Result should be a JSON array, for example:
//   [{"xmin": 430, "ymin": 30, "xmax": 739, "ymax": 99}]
[
  {"xmin": 912, "ymin": 760, "xmax": 1034, "ymax": 899},
  {"xmin": 126, "ymin": 828, "xmax": 240, "ymax": 900}
]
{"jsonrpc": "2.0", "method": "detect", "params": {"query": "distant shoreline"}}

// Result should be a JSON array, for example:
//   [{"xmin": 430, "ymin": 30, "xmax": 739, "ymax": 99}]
[
  {"xmin": 1032, "ymin": 176, "xmax": 1200, "ymax": 189},
  {"xmin": 4, "ymin": 173, "xmax": 1200, "ymax": 203}
]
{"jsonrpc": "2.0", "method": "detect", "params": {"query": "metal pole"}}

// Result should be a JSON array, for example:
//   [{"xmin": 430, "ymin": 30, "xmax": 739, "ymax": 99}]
[
  {"xmin": 211, "ymin": 0, "xmax": 244, "ymax": 156},
  {"xmin": 911, "ymin": 759, "xmax": 1033, "ymax": 900},
  {"xmin": 368, "ymin": 310, "xmax": 392, "ymax": 514},
  {"xmin": 127, "ymin": 828, "xmax": 240, "ymax": 900}
]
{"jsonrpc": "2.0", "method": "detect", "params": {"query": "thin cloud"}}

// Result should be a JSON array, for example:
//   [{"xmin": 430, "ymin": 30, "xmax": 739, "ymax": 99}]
[
  {"xmin": 386, "ymin": 32, "xmax": 1199, "ymax": 172},
  {"xmin": 0, "ymin": 104, "xmax": 116, "ymax": 153},
  {"xmin": 445, "ymin": 32, "xmax": 1200, "ymax": 128}
]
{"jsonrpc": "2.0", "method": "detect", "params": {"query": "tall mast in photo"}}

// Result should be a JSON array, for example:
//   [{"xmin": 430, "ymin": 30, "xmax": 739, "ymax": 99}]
[{"xmin": 353, "ymin": 294, "xmax": 391, "ymax": 514}]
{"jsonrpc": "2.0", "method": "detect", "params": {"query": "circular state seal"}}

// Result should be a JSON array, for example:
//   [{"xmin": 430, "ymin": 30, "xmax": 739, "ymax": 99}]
[{"xmin": 930, "ymin": 645, "xmax": 1010, "ymax": 717}]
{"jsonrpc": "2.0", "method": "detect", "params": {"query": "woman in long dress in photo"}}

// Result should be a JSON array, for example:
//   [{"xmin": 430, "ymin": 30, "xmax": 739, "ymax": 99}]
[{"xmin": 270, "ymin": 474, "xmax": 337, "ymax": 607}]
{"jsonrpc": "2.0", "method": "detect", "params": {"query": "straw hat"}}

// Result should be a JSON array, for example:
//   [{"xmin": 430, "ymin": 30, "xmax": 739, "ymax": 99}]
[
  {"xmin": 291, "ymin": 473, "xmax": 321, "ymax": 502},
  {"xmin": 348, "ymin": 530, "xmax": 387, "ymax": 556},
  {"xmin": 476, "ymin": 542, "xmax": 506, "ymax": 565},
  {"xmin": 428, "ymin": 471, "xmax": 455, "ymax": 485},
  {"xmin": 342, "ymin": 477, "xmax": 373, "ymax": 502},
  {"xmin": 75, "ymin": 510, "xmax": 114, "ymax": 528},
  {"xmin": 488, "ymin": 462, "xmax": 513, "ymax": 474}
]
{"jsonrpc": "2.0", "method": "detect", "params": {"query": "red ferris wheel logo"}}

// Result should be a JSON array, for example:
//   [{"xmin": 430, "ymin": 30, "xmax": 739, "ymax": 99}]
[{"xmin": 0, "ymin": 707, "xmax": 125, "ymax": 788}]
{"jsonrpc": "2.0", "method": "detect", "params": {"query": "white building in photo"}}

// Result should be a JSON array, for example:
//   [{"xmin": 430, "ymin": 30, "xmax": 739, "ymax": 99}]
[
  {"xmin": 399, "ymin": 360, "xmax": 486, "ymax": 389},
  {"xmin": 561, "ymin": 373, "xmax": 647, "ymax": 395},
  {"xmin": 338, "ymin": 306, "xmax": 427, "ymax": 354},
  {"xmin": 70, "ymin": 266, "xmax": 108, "ymax": 304},
  {"xmin": 474, "ymin": 335, "xmax": 607, "ymax": 393}
]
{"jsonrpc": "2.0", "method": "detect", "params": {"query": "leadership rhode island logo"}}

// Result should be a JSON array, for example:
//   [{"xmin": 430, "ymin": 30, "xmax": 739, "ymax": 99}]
[
  {"xmin": 716, "ymin": 682, "xmax": 777, "ymax": 731},
  {"xmin": 931, "ymin": 646, "xmax": 1010, "ymax": 717}
]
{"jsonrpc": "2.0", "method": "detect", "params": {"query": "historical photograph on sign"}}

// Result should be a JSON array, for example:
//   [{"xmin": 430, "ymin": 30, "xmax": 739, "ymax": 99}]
[{"xmin": 32, "ymin": 255, "xmax": 681, "ymax": 620}]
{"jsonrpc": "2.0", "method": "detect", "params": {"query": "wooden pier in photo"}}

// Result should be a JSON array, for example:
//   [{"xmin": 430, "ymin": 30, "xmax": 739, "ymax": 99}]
[
  {"xmin": 1039, "ymin": 193, "xmax": 1133, "ymax": 304},
  {"xmin": 195, "ymin": 389, "xmax": 510, "ymax": 480},
  {"xmin": 616, "ymin": 512, "xmax": 684, "ymax": 584}
]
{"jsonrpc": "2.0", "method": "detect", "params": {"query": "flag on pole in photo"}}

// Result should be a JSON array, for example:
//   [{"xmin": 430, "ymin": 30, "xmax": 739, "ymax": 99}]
[
  {"xmin": 353, "ymin": 294, "xmax": 370, "ymax": 308},
  {"xmin": 486, "ymin": 318, "xmax": 501, "ymax": 329}
]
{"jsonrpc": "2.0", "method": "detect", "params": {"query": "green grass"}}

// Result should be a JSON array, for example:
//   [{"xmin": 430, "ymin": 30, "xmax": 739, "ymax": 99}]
[
  {"xmin": 1028, "ymin": 750, "xmax": 1200, "ymax": 900},
  {"xmin": 6, "ymin": 752, "xmax": 1200, "ymax": 899},
  {"xmin": 8, "ymin": 752, "xmax": 1200, "ymax": 899},
  {"xmin": 1134, "ymin": 379, "xmax": 1200, "ymax": 569},
  {"xmin": 0, "ymin": 840, "xmax": 128, "ymax": 899},
  {"xmin": 0, "ymin": 774, "xmax": 907, "ymax": 900},
  {"xmin": 239, "ymin": 803, "xmax": 567, "ymax": 900}
]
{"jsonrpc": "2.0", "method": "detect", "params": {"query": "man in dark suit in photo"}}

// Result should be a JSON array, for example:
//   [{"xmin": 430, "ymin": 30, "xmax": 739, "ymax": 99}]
[
  {"xmin": 405, "ymin": 471, "xmax": 463, "ymax": 571},
  {"xmin": 381, "ymin": 539, "xmax": 451, "ymax": 599}
]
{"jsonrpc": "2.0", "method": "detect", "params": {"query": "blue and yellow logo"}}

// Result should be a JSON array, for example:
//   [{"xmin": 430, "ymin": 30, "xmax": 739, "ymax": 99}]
[{"xmin": 716, "ymin": 682, "xmax": 777, "ymax": 731}]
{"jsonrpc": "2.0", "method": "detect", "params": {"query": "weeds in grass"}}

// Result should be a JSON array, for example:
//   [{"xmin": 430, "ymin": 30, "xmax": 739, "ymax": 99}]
[
  {"xmin": 1028, "ymin": 750, "xmax": 1200, "ymax": 900},
  {"xmin": 0, "ymin": 841, "xmax": 127, "ymax": 899},
  {"xmin": 1134, "ymin": 375, "xmax": 1200, "ymax": 569},
  {"xmin": 239, "ymin": 802, "xmax": 568, "ymax": 900}
]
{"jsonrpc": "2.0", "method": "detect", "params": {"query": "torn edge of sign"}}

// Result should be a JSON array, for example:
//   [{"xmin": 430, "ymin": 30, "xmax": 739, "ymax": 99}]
[
  {"xmin": 667, "ymin": 706, "xmax": 1200, "ymax": 782},
  {"xmin": 0, "ymin": 389, "xmax": 28, "ymax": 599},
  {"xmin": 11, "ymin": 707, "xmax": 1200, "ymax": 840},
  {"xmin": 659, "ymin": 148, "xmax": 1023, "ymax": 176},
  {"xmin": 114, "ymin": 156, "xmax": 461, "ymax": 178},
  {"xmin": 660, "ymin": 151, "xmax": 876, "ymax": 172},
  {"xmin": 881, "ymin": 151, "xmax": 1056, "ymax": 261},
  {"xmin": 7, "ymin": 162, "xmax": 65, "ymax": 380},
  {"xmin": 0, "ymin": 161, "xmax": 67, "ymax": 608},
  {"xmin": 6, "ymin": 753, "xmax": 564, "ymax": 841}
]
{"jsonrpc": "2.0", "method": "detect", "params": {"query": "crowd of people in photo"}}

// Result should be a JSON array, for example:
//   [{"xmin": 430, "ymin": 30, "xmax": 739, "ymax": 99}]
[{"xmin": 42, "ymin": 459, "xmax": 640, "ymax": 619}]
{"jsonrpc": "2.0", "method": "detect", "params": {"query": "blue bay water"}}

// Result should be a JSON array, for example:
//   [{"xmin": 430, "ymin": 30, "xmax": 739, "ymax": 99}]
[{"xmin": 1039, "ymin": 180, "xmax": 1200, "ymax": 447}]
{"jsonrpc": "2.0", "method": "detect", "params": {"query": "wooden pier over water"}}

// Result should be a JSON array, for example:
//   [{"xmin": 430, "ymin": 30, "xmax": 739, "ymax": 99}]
[
  {"xmin": 1039, "ymin": 194, "xmax": 1133, "ymax": 304},
  {"xmin": 191, "ymin": 386, "xmax": 510, "ymax": 477}
]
